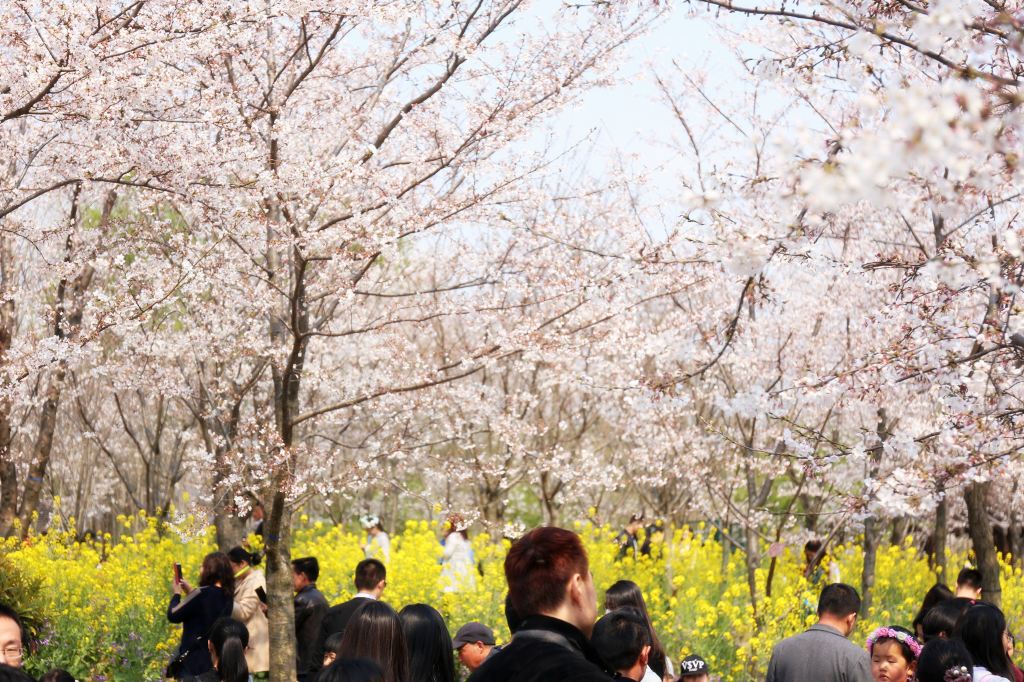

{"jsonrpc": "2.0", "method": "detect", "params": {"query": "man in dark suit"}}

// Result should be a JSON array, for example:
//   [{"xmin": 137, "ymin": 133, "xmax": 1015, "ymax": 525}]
[{"xmin": 313, "ymin": 558, "xmax": 387, "ymax": 668}]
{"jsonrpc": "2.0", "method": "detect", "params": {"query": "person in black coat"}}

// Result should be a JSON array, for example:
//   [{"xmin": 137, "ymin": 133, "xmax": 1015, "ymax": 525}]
[
  {"xmin": 468, "ymin": 527, "xmax": 610, "ymax": 682},
  {"xmin": 293, "ymin": 557, "xmax": 329, "ymax": 681},
  {"xmin": 167, "ymin": 552, "xmax": 235, "ymax": 679},
  {"xmin": 313, "ymin": 558, "xmax": 387, "ymax": 670}
]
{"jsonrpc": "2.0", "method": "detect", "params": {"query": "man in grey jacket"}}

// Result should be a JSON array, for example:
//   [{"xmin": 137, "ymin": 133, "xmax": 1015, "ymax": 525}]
[{"xmin": 765, "ymin": 583, "xmax": 872, "ymax": 682}]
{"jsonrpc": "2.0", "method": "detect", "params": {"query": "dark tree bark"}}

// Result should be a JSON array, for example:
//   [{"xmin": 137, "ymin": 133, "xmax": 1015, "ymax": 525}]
[
  {"xmin": 930, "ymin": 494, "xmax": 948, "ymax": 584},
  {"xmin": 965, "ymin": 480, "xmax": 1001, "ymax": 607},
  {"xmin": 15, "ymin": 185, "xmax": 96, "ymax": 534},
  {"xmin": 890, "ymin": 516, "xmax": 911, "ymax": 546},
  {"xmin": 0, "ymin": 293, "xmax": 15, "ymax": 535},
  {"xmin": 17, "ymin": 365, "xmax": 66, "ymax": 531},
  {"xmin": 861, "ymin": 408, "xmax": 888, "ymax": 616}
]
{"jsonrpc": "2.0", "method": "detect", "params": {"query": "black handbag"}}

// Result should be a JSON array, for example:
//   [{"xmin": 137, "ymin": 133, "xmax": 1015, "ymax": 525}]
[{"xmin": 166, "ymin": 631, "xmax": 210, "ymax": 679}]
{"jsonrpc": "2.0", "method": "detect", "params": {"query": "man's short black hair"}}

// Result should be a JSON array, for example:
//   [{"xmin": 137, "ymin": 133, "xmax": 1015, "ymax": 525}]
[
  {"xmin": 0, "ymin": 604, "xmax": 25, "ymax": 647},
  {"xmin": 957, "ymin": 568, "xmax": 983, "ymax": 589},
  {"xmin": 354, "ymin": 558, "xmax": 386, "ymax": 591},
  {"xmin": 591, "ymin": 607, "xmax": 650, "ymax": 672},
  {"xmin": 817, "ymin": 583, "xmax": 861, "ymax": 618},
  {"xmin": 292, "ymin": 557, "xmax": 320, "ymax": 583},
  {"xmin": 804, "ymin": 540, "xmax": 823, "ymax": 553}
]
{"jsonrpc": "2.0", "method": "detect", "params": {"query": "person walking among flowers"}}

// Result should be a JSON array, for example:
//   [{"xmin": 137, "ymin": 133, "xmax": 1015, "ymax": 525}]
[
  {"xmin": 360, "ymin": 515, "xmax": 391, "ymax": 563},
  {"xmin": 766, "ymin": 583, "xmax": 872, "ymax": 682}
]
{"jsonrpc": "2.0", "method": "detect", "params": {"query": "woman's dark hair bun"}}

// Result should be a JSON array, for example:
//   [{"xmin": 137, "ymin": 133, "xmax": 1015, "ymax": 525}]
[{"xmin": 227, "ymin": 546, "xmax": 259, "ymax": 566}]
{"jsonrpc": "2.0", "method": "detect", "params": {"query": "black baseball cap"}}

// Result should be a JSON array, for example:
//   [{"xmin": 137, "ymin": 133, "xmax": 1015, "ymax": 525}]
[
  {"xmin": 453, "ymin": 622, "xmax": 496, "ymax": 648},
  {"xmin": 678, "ymin": 654, "xmax": 708, "ymax": 677}
]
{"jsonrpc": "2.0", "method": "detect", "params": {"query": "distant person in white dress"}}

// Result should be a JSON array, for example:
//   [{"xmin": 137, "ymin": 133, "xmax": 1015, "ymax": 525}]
[
  {"xmin": 441, "ymin": 516, "xmax": 475, "ymax": 592},
  {"xmin": 360, "ymin": 515, "xmax": 391, "ymax": 563}
]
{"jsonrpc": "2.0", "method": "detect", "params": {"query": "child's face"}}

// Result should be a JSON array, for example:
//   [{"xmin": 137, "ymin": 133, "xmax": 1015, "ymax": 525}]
[
  {"xmin": 323, "ymin": 652, "xmax": 336, "ymax": 667},
  {"xmin": 681, "ymin": 675, "xmax": 709, "ymax": 682},
  {"xmin": 870, "ymin": 641, "xmax": 914, "ymax": 682}
]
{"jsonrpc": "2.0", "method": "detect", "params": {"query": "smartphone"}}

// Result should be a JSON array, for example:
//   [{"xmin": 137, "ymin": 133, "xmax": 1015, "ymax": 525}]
[
  {"xmin": 173, "ymin": 562, "xmax": 183, "ymax": 583},
  {"xmin": 255, "ymin": 586, "xmax": 267, "ymax": 603}
]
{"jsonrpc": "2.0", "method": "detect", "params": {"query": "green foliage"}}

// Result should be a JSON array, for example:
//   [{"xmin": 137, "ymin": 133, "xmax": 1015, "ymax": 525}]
[{"xmin": 0, "ymin": 553, "xmax": 47, "ymax": 644}]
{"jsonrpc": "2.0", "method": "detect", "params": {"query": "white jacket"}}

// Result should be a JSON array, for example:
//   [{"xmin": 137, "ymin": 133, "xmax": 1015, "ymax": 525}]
[{"xmin": 232, "ymin": 567, "xmax": 269, "ymax": 674}]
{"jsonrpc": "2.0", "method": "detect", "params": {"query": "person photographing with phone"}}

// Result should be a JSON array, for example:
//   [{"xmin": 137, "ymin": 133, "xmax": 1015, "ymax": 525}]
[
  {"xmin": 227, "ymin": 546, "xmax": 269, "ymax": 680},
  {"xmin": 167, "ymin": 552, "xmax": 235, "ymax": 680}
]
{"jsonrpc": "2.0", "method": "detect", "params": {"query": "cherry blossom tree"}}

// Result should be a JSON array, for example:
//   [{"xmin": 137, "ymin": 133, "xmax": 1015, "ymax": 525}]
[{"xmin": 3, "ymin": 1, "xmax": 663, "ymax": 678}]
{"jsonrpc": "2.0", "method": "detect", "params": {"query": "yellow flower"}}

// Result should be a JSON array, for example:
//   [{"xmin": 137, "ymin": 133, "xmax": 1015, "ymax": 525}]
[{"xmin": 2, "ymin": 516, "xmax": 994, "ymax": 681}]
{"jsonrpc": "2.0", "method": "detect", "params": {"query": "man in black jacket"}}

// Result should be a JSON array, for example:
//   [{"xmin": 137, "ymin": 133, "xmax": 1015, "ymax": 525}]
[
  {"xmin": 292, "ymin": 556, "xmax": 328, "ymax": 681},
  {"xmin": 313, "ymin": 558, "xmax": 387, "ymax": 668},
  {"xmin": 468, "ymin": 526, "xmax": 610, "ymax": 682}
]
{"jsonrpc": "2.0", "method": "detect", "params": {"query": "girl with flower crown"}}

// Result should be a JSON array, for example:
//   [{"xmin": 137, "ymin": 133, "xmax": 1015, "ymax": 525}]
[{"xmin": 867, "ymin": 625, "xmax": 922, "ymax": 682}]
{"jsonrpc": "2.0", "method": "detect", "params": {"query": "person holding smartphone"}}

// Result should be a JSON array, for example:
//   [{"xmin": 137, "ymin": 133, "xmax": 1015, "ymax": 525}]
[
  {"xmin": 227, "ymin": 547, "xmax": 269, "ymax": 680},
  {"xmin": 167, "ymin": 552, "xmax": 235, "ymax": 679}
]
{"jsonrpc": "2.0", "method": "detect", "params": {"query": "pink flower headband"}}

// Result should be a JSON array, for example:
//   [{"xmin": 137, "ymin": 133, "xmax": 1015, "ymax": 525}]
[{"xmin": 866, "ymin": 627, "xmax": 923, "ymax": 659}]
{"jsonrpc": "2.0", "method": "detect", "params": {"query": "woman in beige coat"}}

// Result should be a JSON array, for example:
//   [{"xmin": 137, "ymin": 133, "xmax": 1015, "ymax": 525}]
[{"xmin": 228, "ymin": 546, "xmax": 270, "ymax": 678}]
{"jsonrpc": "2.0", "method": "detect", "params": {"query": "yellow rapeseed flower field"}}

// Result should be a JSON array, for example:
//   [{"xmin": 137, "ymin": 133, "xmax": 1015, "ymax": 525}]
[{"xmin": 3, "ymin": 513, "xmax": 1021, "ymax": 681}]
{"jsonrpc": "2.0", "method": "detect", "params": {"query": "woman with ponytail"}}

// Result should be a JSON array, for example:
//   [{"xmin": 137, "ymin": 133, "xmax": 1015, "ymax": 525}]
[
  {"xmin": 228, "ymin": 546, "xmax": 269, "ymax": 678},
  {"xmin": 200, "ymin": 617, "xmax": 250, "ymax": 682}
]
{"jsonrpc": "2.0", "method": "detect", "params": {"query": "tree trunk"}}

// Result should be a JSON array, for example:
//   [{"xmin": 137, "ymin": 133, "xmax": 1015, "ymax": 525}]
[
  {"xmin": 742, "ymin": 442, "xmax": 774, "ymax": 622},
  {"xmin": 931, "ymin": 494, "xmax": 948, "ymax": 584},
  {"xmin": 215, "ymin": 507, "xmax": 247, "ymax": 551},
  {"xmin": 213, "ymin": 444, "xmax": 245, "ymax": 550},
  {"xmin": 0, "ymin": 406, "xmax": 16, "ymax": 537},
  {"xmin": 1011, "ymin": 515, "xmax": 1024, "ymax": 570},
  {"xmin": 1008, "ymin": 480, "xmax": 1022, "ymax": 568},
  {"xmin": 539, "ymin": 470, "xmax": 562, "ymax": 526},
  {"xmin": 965, "ymin": 480, "xmax": 1002, "ymax": 607},
  {"xmin": 861, "ymin": 514, "xmax": 880, "ymax": 616},
  {"xmin": 861, "ymin": 408, "xmax": 888, "ymax": 616},
  {"xmin": 890, "ymin": 516, "xmax": 911, "ymax": 546},
  {"xmin": 14, "ymin": 185, "xmax": 94, "ymax": 535},
  {"xmin": 17, "ymin": 365, "xmax": 67, "ymax": 532},
  {"xmin": 0, "ymin": 234, "xmax": 16, "ymax": 536},
  {"xmin": 264, "ymin": 489, "xmax": 296, "ymax": 682}
]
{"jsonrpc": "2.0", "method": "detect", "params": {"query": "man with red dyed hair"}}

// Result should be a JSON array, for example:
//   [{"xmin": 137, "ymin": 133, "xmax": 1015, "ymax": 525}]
[{"xmin": 469, "ymin": 526, "xmax": 609, "ymax": 682}]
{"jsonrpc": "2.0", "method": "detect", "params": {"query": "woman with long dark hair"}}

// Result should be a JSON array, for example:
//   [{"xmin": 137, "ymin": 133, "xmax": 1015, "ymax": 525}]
[
  {"xmin": 200, "ymin": 617, "xmax": 249, "ymax": 682},
  {"xmin": 954, "ymin": 602, "xmax": 1014, "ymax": 681},
  {"xmin": 922, "ymin": 597, "xmax": 974, "ymax": 643},
  {"xmin": 339, "ymin": 601, "xmax": 409, "ymax": 682},
  {"xmin": 912, "ymin": 583, "xmax": 954, "ymax": 639},
  {"xmin": 604, "ymin": 580, "xmax": 669, "ymax": 680},
  {"xmin": 399, "ymin": 604, "xmax": 455, "ymax": 682},
  {"xmin": 167, "ymin": 552, "xmax": 235, "ymax": 679}
]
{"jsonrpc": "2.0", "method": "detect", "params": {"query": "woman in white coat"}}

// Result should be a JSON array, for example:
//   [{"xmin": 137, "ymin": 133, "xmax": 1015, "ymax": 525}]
[
  {"xmin": 440, "ymin": 516, "xmax": 475, "ymax": 592},
  {"xmin": 227, "ymin": 546, "xmax": 269, "ymax": 679}
]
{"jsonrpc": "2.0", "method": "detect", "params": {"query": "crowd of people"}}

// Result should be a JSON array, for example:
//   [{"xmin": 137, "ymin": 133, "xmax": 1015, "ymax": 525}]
[
  {"xmin": 765, "ymin": 566, "xmax": 1018, "ymax": 682},
  {"xmin": 0, "ymin": 523, "xmax": 1015, "ymax": 682}
]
